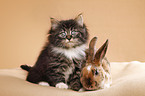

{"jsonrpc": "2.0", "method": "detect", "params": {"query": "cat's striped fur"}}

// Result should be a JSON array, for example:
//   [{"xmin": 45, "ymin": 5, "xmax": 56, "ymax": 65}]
[{"xmin": 20, "ymin": 14, "xmax": 88, "ymax": 91}]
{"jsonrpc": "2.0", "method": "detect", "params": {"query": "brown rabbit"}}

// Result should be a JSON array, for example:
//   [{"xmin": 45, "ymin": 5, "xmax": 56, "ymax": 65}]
[{"xmin": 80, "ymin": 37, "xmax": 112, "ymax": 91}]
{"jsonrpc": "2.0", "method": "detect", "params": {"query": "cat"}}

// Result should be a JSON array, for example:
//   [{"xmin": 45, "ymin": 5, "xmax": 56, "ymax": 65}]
[{"xmin": 20, "ymin": 14, "xmax": 89, "ymax": 91}]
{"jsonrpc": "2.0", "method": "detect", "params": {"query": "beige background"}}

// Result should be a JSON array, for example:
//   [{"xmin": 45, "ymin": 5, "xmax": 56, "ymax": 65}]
[{"xmin": 0, "ymin": 0, "xmax": 145, "ymax": 68}]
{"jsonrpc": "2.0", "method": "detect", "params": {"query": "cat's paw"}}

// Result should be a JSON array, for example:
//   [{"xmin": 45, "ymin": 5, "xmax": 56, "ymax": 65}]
[
  {"xmin": 79, "ymin": 88, "xmax": 85, "ymax": 92},
  {"xmin": 38, "ymin": 81, "xmax": 50, "ymax": 86},
  {"xmin": 55, "ymin": 82, "xmax": 68, "ymax": 89}
]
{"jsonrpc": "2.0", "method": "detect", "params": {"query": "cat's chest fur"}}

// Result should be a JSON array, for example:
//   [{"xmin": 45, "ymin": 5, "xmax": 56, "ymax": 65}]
[
  {"xmin": 52, "ymin": 44, "xmax": 87, "ymax": 82},
  {"xmin": 52, "ymin": 44, "xmax": 87, "ymax": 60}
]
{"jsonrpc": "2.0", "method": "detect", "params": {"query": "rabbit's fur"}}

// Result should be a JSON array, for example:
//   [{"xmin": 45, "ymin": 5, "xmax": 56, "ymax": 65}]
[{"xmin": 80, "ymin": 37, "xmax": 112, "ymax": 91}]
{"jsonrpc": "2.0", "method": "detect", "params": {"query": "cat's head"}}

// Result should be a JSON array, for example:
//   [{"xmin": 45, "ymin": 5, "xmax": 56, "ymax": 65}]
[{"xmin": 48, "ymin": 14, "xmax": 89, "ymax": 49}]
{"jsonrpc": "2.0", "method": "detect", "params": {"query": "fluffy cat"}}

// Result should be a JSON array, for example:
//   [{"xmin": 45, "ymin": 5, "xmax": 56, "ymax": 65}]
[{"xmin": 20, "ymin": 14, "xmax": 89, "ymax": 91}]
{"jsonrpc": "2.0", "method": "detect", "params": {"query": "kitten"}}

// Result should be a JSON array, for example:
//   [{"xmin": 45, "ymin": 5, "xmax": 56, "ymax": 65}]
[{"xmin": 20, "ymin": 14, "xmax": 89, "ymax": 91}]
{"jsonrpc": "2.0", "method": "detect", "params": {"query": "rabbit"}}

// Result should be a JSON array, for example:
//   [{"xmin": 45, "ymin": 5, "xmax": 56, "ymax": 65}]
[{"xmin": 80, "ymin": 37, "xmax": 112, "ymax": 91}]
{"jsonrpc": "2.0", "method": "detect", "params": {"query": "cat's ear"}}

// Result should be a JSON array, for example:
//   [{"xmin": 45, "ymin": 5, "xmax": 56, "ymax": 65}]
[
  {"xmin": 50, "ymin": 18, "xmax": 59, "ymax": 30},
  {"xmin": 74, "ymin": 14, "xmax": 83, "ymax": 27}
]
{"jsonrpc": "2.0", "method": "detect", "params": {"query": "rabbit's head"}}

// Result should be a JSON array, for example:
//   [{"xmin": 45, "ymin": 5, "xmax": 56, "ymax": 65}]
[{"xmin": 80, "ymin": 37, "xmax": 109, "ymax": 90}]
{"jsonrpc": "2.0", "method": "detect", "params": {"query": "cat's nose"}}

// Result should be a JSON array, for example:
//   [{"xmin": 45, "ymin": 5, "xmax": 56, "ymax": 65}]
[{"xmin": 66, "ymin": 35, "xmax": 72, "ymax": 41}]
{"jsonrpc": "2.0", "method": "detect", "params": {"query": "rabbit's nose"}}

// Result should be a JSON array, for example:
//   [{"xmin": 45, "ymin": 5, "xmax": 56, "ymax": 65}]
[
  {"xmin": 87, "ymin": 78, "xmax": 92, "ymax": 85},
  {"xmin": 89, "ymin": 86, "xmax": 94, "ymax": 89},
  {"xmin": 86, "ymin": 85, "xmax": 94, "ymax": 90}
]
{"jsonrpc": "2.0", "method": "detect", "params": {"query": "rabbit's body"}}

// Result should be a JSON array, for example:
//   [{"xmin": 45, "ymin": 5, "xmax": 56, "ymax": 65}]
[
  {"xmin": 102, "ymin": 58, "xmax": 112, "ymax": 88},
  {"xmin": 80, "ymin": 37, "xmax": 112, "ymax": 91}
]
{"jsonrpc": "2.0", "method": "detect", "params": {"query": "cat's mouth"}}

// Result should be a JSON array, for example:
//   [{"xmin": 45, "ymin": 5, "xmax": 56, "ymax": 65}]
[
  {"xmin": 67, "ymin": 41, "xmax": 74, "ymax": 43},
  {"xmin": 66, "ymin": 41, "xmax": 75, "ymax": 45},
  {"xmin": 64, "ymin": 41, "xmax": 77, "ymax": 48},
  {"xmin": 61, "ymin": 39, "xmax": 80, "ymax": 48}
]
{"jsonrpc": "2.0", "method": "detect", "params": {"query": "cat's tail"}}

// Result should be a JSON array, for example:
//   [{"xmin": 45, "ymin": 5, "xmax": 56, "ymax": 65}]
[{"xmin": 20, "ymin": 64, "xmax": 32, "ymax": 71}]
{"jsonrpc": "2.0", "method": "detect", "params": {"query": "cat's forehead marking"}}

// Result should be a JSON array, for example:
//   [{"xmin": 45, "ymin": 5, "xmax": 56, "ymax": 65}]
[{"xmin": 62, "ymin": 28, "xmax": 72, "ymax": 34}]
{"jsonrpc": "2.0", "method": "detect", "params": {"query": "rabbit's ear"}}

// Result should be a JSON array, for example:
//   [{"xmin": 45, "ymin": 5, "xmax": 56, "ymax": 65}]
[
  {"xmin": 94, "ymin": 39, "xmax": 109, "ymax": 65},
  {"xmin": 87, "ymin": 37, "xmax": 97, "ymax": 63}
]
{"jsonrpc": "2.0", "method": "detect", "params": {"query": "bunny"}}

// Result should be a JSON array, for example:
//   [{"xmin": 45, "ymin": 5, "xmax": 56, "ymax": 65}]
[{"xmin": 80, "ymin": 37, "xmax": 112, "ymax": 91}]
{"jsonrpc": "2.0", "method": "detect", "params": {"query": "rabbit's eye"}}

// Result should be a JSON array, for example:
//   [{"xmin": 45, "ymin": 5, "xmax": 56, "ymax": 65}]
[{"xmin": 95, "ymin": 70, "xmax": 98, "ymax": 75}]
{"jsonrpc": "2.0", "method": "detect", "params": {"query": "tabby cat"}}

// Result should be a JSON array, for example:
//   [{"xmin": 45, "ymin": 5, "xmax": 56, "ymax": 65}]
[{"xmin": 20, "ymin": 14, "xmax": 89, "ymax": 91}]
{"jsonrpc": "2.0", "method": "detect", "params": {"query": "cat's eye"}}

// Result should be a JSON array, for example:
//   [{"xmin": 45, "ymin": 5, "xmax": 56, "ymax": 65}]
[
  {"xmin": 59, "ymin": 32, "xmax": 66, "ymax": 38},
  {"xmin": 71, "ymin": 31, "xmax": 78, "ymax": 36}
]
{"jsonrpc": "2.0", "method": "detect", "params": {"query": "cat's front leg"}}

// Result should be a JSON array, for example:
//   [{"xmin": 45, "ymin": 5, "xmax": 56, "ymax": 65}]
[
  {"xmin": 68, "ymin": 69, "xmax": 82, "ymax": 91},
  {"xmin": 45, "ymin": 70, "xmax": 68, "ymax": 89}
]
